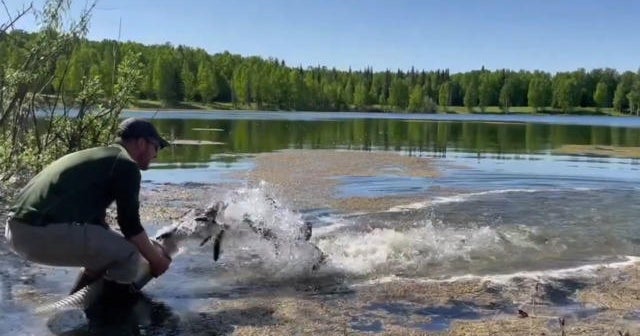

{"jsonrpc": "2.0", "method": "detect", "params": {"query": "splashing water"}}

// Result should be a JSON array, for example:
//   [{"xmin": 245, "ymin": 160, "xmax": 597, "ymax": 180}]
[
  {"xmin": 310, "ymin": 186, "xmax": 640, "ymax": 283},
  {"xmin": 205, "ymin": 184, "xmax": 638, "ymax": 285},
  {"xmin": 215, "ymin": 182, "xmax": 324, "ymax": 281},
  {"xmin": 222, "ymin": 182, "xmax": 308, "ymax": 241},
  {"xmin": 316, "ymin": 218, "xmax": 511, "ymax": 278}
]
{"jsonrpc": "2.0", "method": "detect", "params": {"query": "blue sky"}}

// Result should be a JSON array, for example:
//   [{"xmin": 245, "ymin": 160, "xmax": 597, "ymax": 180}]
[{"xmin": 5, "ymin": 0, "xmax": 640, "ymax": 74}]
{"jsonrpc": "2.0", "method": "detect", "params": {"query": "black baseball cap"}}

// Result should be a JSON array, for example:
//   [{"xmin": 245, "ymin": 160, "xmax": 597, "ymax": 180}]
[{"xmin": 116, "ymin": 118, "xmax": 170, "ymax": 149}]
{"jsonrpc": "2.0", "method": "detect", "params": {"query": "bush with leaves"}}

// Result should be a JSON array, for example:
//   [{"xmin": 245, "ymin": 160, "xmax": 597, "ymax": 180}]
[{"xmin": 0, "ymin": 0, "xmax": 143, "ymax": 192}]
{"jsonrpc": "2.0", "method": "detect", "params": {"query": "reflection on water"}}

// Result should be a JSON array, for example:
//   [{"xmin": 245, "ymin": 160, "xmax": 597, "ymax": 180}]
[
  {"xmin": 135, "ymin": 113, "xmax": 640, "ymax": 167},
  {"xmin": 136, "ymin": 113, "xmax": 640, "ymax": 193}
]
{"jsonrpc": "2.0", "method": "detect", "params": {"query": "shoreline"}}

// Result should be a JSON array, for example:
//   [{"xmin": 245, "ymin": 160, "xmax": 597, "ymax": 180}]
[{"xmin": 125, "ymin": 101, "xmax": 627, "ymax": 117}]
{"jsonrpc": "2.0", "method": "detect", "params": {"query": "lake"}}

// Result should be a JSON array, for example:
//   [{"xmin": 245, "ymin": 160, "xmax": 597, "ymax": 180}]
[{"xmin": 129, "ymin": 111, "xmax": 640, "ymax": 279}]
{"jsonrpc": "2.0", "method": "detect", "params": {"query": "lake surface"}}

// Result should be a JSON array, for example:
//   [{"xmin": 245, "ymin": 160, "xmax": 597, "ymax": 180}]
[{"xmin": 127, "ymin": 111, "xmax": 640, "ymax": 280}]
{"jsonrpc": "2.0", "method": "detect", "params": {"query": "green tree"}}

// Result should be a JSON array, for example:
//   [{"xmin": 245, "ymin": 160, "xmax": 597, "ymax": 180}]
[
  {"xmin": 153, "ymin": 51, "xmax": 180, "ymax": 106},
  {"xmin": 593, "ymin": 81, "xmax": 609, "ymax": 111},
  {"xmin": 64, "ymin": 45, "xmax": 98, "ymax": 95},
  {"xmin": 477, "ymin": 76, "xmax": 492, "ymax": 112},
  {"xmin": 288, "ymin": 69, "xmax": 307, "ymax": 110},
  {"xmin": 613, "ymin": 71, "xmax": 635, "ymax": 113},
  {"xmin": 527, "ymin": 75, "xmax": 551, "ymax": 112},
  {"xmin": 388, "ymin": 78, "xmax": 409, "ymax": 111},
  {"xmin": 590, "ymin": 68, "xmax": 618, "ymax": 108},
  {"xmin": 628, "ymin": 78, "xmax": 640, "ymax": 115},
  {"xmin": 553, "ymin": 77, "xmax": 580, "ymax": 113},
  {"xmin": 181, "ymin": 61, "xmax": 197, "ymax": 101},
  {"xmin": 438, "ymin": 81, "xmax": 452, "ymax": 111},
  {"xmin": 99, "ymin": 42, "xmax": 117, "ymax": 97},
  {"xmin": 232, "ymin": 64, "xmax": 252, "ymax": 106},
  {"xmin": 628, "ymin": 91, "xmax": 640, "ymax": 115},
  {"xmin": 197, "ymin": 60, "xmax": 219, "ymax": 103},
  {"xmin": 353, "ymin": 82, "xmax": 370, "ymax": 109},
  {"xmin": 342, "ymin": 79, "xmax": 354, "ymax": 106},
  {"xmin": 478, "ymin": 71, "xmax": 502, "ymax": 109},
  {"xmin": 463, "ymin": 76, "xmax": 478, "ymax": 112},
  {"xmin": 499, "ymin": 80, "xmax": 514, "ymax": 112},
  {"xmin": 569, "ymin": 68, "xmax": 590, "ymax": 107},
  {"xmin": 407, "ymin": 85, "xmax": 425, "ymax": 112},
  {"xmin": 613, "ymin": 82, "xmax": 629, "ymax": 113},
  {"xmin": 369, "ymin": 74, "xmax": 385, "ymax": 106},
  {"xmin": 140, "ymin": 61, "xmax": 155, "ymax": 99}
]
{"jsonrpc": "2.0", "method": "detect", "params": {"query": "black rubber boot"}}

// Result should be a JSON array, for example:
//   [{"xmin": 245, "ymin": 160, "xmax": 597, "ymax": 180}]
[
  {"xmin": 68, "ymin": 269, "xmax": 101, "ymax": 295},
  {"xmin": 85, "ymin": 279, "xmax": 141, "ymax": 332}
]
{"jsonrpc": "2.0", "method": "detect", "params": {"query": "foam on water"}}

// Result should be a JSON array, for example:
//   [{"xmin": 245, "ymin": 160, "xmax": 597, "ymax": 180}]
[
  {"xmin": 310, "ymin": 216, "xmax": 353, "ymax": 237},
  {"xmin": 456, "ymin": 256, "xmax": 640, "ymax": 284},
  {"xmin": 316, "ymin": 218, "xmax": 511, "ymax": 276},
  {"xmin": 358, "ymin": 256, "xmax": 640, "ymax": 285},
  {"xmin": 387, "ymin": 201, "xmax": 432, "ymax": 212},
  {"xmin": 431, "ymin": 189, "xmax": 542, "ymax": 205},
  {"xmin": 387, "ymin": 189, "xmax": 545, "ymax": 212}
]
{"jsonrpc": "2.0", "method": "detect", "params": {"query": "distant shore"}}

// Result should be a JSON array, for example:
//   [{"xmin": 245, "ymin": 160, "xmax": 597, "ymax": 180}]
[{"xmin": 129, "ymin": 99, "xmax": 627, "ymax": 117}]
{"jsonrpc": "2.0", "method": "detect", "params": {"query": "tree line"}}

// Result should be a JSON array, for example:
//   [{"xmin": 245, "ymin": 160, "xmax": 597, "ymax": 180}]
[{"xmin": 2, "ymin": 29, "xmax": 640, "ymax": 114}]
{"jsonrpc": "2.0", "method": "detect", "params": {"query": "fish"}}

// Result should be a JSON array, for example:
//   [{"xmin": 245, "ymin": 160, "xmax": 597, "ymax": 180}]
[
  {"xmin": 36, "ymin": 198, "xmax": 328, "ymax": 314},
  {"xmin": 242, "ymin": 215, "xmax": 326, "ymax": 271},
  {"xmin": 35, "ymin": 201, "xmax": 228, "ymax": 314}
]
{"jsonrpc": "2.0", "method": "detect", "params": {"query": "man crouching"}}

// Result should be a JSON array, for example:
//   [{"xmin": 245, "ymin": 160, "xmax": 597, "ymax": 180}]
[{"xmin": 4, "ymin": 118, "xmax": 172, "ymax": 324}]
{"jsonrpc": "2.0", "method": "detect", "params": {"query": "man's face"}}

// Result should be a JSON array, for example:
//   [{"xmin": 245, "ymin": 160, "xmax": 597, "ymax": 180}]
[{"xmin": 136, "ymin": 138, "xmax": 159, "ymax": 170}]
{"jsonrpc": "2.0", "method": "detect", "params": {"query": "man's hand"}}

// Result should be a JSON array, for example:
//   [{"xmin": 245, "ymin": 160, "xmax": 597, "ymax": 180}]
[
  {"xmin": 148, "ymin": 252, "xmax": 171, "ymax": 277},
  {"xmin": 129, "ymin": 231, "xmax": 173, "ymax": 278}
]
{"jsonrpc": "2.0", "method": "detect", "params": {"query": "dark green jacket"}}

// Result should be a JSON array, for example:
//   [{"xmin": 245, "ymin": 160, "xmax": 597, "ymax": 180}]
[{"xmin": 11, "ymin": 144, "xmax": 144, "ymax": 238}]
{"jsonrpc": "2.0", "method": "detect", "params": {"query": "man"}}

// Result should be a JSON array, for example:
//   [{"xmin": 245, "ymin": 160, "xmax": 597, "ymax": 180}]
[{"xmin": 4, "ymin": 117, "xmax": 172, "ymax": 317}]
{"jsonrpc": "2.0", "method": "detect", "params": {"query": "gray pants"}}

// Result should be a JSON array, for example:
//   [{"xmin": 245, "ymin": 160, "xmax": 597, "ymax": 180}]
[{"xmin": 5, "ymin": 218, "xmax": 140, "ymax": 283}]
